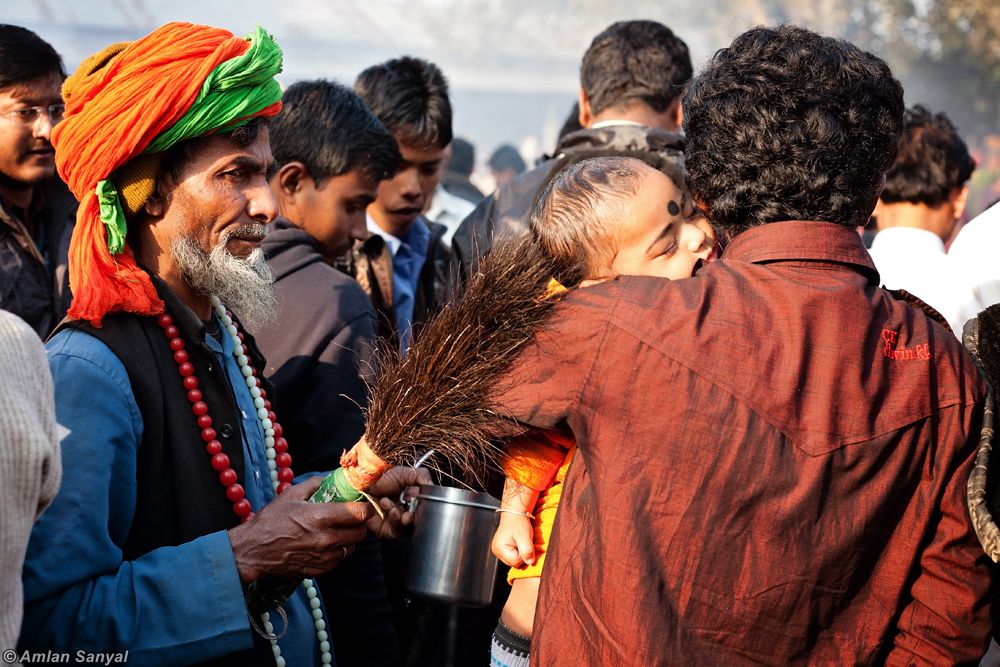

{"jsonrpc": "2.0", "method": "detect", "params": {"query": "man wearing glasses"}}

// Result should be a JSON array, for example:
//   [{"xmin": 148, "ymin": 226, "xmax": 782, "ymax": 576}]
[{"xmin": 0, "ymin": 25, "xmax": 75, "ymax": 337}]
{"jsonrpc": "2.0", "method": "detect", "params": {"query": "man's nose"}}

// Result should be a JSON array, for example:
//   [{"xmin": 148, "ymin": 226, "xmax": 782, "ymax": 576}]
[
  {"xmin": 248, "ymin": 183, "xmax": 279, "ymax": 223},
  {"xmin": 398, "ymin": 169, "xmax": 422, "ymax": 200},
  {"xmin": 349, "ymin": 212, "xmax": 368, "ymax": 242},
  {"xmin": 33, "ymin": 112, "xmax": 55, "ymax": 141}
]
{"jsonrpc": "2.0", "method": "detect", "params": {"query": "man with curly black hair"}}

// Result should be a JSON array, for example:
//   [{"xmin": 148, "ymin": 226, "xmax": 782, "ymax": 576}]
[
  {"xmin": 493, "ymin": 25, "xmax": 990, "ymax": 664},
  {"xmin": 868, "ymin": 106, "xmax": 976, "ymax": 336}
]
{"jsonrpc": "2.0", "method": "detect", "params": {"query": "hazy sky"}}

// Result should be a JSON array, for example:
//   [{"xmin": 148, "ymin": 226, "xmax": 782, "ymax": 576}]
[{"xmin": 3, "ymin": 0, "xmax": 723, "ymax": 162}]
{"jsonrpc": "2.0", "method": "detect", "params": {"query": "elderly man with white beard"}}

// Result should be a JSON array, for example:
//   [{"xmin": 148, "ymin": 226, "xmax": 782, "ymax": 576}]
[{"xmin": 20, "ymin": 24, "xmax": 423, "ymax": 667}]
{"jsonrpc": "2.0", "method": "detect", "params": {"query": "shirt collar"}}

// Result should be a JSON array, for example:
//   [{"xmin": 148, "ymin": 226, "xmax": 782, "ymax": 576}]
[
  {"xmin": 869, "ymin": 226, "xmax": 946, "ymax": 254},
  {"xmin": 590, "ymin": 119, "xmax": 646, "ymax": 129},
  {"xmin": 367, "ymin": 213, "xmax": 401, "ymax": 256},
  {"xmin": 722, "ymin": 221, "xmax": 880, "ymax": 285},
  {"xmin": 425, "ymin": 184, "xmax": 473, "ymax": 225},
  {"xmin": 425, "ymin": 184, "xmax": 451, "ymax": 222},
  {"xmin": 366, "ymin": 213, "xmax": 431, "ymax": 258}
]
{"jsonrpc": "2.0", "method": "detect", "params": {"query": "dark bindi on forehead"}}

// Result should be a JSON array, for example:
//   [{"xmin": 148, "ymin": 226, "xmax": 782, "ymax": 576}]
[{"xmin": 667, "ymin": 200, "xmax": 681, "ymax": 216}]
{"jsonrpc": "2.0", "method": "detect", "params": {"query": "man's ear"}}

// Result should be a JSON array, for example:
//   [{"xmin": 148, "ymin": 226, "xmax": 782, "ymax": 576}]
[
  {"xmin": 862, "ymin": 173, "xmax": 887, "ymax": 225},
  {"xmin": 871, "ymin": 199, "xmax": 887, "ymax": 231},
  {"xmin": 578, "ymin": 88, "xmax": 593, "ymax": 128},
  {"xmin": 670, "ymin": 98, "xmax": 683, "ymax": 130},
  {"xmin": 951, "ymin": 185, "xmax": 971, "ymax": 221},
  {"xmin": 275, "ymin": 161, "xmax": 310, "ymax": 201},
  {"xmin": 143, "ymin": 189, "xmax": 164, "ymax": 218},
  {"xmin": 143, "ymin": 171, "xmax": 177, "ymax": 218}
]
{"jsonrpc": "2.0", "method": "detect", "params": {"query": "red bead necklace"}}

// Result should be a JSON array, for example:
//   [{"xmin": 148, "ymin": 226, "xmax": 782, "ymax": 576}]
[{"xmin": 156, "ymin": 310, "xmax": 295, "ymax": 523}]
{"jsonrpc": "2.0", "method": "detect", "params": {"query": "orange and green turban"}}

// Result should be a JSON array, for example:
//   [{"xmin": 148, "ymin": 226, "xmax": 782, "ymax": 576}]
[{"xmin": 52, "ymin": 22, "xmax": 283, "ymax": 326}]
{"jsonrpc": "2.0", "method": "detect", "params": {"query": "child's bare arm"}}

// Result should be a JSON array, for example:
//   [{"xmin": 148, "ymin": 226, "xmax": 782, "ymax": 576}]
[
  {"xmin": 492, "ymin": 477, "xmax": 541, "ymax": 567},
  {"xmin": 495, "ymin": 430, "xmax": 573, "ymax": 567}
]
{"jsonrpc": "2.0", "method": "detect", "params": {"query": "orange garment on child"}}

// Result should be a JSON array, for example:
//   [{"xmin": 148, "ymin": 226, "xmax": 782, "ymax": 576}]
[{"xmin": 502, "ymin": 429, "xmax": 576, "ymax": 582}]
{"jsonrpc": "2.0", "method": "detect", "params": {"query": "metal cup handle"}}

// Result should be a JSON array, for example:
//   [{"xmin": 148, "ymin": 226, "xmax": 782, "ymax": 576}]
[{"xmin": 399, "ymin": 449, "xmax": 436, "ymax": 509}]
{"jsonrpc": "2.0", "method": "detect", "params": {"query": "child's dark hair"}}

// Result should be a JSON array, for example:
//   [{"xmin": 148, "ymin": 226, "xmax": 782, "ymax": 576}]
[{"xmin": 529, "ymin": 156, "xmax": 647, "ymax": 286}]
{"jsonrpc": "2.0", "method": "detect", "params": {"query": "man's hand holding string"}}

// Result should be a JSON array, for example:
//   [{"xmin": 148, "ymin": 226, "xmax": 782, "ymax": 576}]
[
  {"xmin": 228, "ymin": 476, "xmax": 373, "ymax": 581},
  {"xmin": 365, "ymin": 465, "xmax": 432, "ymax": 539}
]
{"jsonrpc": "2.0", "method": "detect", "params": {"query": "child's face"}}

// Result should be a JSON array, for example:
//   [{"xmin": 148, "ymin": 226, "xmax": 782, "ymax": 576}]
[{"xmin": 606, "ymin": 168, "xmax": 716, "ymax": 281}]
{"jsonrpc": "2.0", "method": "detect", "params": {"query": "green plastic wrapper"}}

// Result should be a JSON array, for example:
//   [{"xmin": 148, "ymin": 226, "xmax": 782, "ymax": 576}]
[{"xmin": 310, "ymin": 466, "xmax": 363, "ymax": 503}]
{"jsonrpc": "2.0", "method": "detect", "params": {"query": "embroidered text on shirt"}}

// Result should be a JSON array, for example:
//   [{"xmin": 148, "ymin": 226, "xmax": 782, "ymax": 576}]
[{"xmin": 882, "ymin": 328, "xmax": 931, "ymax": 361}]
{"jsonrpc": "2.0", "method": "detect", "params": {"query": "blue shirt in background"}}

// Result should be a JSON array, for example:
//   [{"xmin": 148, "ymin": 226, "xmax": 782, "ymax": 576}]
[{"xmin": 367, "ymin": 214, "xmax": 430, "ymax": 354}]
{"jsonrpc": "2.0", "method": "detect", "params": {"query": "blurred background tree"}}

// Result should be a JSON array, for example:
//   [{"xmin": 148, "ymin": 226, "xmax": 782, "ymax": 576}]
[
  {"xmin": 698, "ymin": 0, "xmax": 999, "ymax": 141},
  {"xmin": 696, "ymin": 0, "xmax": 1000, "ymax": 213}
]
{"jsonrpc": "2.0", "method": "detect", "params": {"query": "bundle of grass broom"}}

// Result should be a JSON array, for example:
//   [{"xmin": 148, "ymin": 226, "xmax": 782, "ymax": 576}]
[{"xmin": 247, "ymin": 234, "xmax": 566, "ymax": 615}]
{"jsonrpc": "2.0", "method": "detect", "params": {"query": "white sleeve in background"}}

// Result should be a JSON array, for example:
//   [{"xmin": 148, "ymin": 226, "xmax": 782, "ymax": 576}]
[
  {"xmin": 0, "ymin": 310, "xmax": 61, "ymax": 654},
  {"xmin": 950, "ymin": 203, "xmax": 1000, "ymax": 324}
]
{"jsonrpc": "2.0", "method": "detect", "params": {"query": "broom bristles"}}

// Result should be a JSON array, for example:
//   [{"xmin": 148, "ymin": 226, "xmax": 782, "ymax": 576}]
[{"xmin": 362, "ymin": 235, "xmax": 560, "ymax": 487}]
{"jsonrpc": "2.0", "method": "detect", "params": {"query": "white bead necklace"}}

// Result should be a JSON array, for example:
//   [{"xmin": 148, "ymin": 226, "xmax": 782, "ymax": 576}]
[{"xmin": 212, "ymin": 297, "xmax": 333, "ymax": 667}]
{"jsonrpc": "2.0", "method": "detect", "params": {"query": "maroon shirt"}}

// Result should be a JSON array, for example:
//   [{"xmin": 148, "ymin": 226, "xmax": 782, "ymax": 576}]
[{"xmin": 499, "ymin": 221, "xmax": 990, "ymax": 666}]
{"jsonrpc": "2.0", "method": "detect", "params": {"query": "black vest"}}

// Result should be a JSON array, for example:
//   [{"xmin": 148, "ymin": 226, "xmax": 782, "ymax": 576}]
[{"xmin": 53, "ymin": 279, "xmax": 278, "ymax": 667}]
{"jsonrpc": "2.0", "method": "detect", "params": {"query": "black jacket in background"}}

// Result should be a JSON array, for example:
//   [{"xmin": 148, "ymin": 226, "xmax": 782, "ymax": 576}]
[
  {"xmin": 337, "ymin": 217, "xmax": 453, "ymax": 352},
  {"xmin": 451, "ymin": 123, "xmax": 687, "ymax": 279},
  {"xmin": 0, "ymin": 177, "xmax": 75, "ymax": 337}
]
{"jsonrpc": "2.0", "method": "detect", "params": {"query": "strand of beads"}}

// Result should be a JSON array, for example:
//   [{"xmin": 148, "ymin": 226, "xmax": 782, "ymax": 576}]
[
  {"xmin": 211, "ymin": 297, "xmax": 333, "ymax": 667},
  {"xmin": 157, "ymin": 312, "xmax": 261, "ymax": 522}
]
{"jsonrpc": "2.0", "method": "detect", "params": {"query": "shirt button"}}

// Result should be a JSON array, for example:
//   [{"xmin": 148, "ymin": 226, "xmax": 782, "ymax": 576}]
[
  {"xmin": 207, "ymin": 363, "xmax": 214, "ymax": 372},
  {"xmin": 220, "ymin": 423, "xmax": 234, "ymax": 438}
]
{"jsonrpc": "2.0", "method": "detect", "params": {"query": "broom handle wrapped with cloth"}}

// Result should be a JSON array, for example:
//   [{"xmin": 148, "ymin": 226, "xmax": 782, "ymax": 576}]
[
  {"xmin": 245, "ymin": 441, "xmax": 420, "ymax": 616},
  {"xmin": 310, "ymin": 437, "xmax": 393, "ymax": 502}
]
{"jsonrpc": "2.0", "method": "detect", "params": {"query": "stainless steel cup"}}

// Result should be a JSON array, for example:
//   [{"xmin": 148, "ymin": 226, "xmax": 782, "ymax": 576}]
[{"xmin": 406, "ymin": 484, "xmax": 501, "ymax": 607}]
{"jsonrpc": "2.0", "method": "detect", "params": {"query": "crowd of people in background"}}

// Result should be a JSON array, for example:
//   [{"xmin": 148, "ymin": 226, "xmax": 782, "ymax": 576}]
[{"xmin": 1, "ymin": 12, "xmax": 1000, "ymax": 667}]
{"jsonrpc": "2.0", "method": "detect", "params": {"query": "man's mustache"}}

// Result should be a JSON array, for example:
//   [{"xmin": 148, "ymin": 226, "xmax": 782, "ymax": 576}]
[{"xmin": 225, "ymin": 223, "xmax": 267, "ymax": 242}]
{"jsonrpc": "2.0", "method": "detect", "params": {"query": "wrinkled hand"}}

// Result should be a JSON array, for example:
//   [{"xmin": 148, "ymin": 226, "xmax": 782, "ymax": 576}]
[
  {"xmin": 366, "ymin": 466, "xmax": 431, "ymax": 539},
  {"xmin": 228, "ymin": 476, "xmax": 374, "ymax": 582},
  {"xmin": 492, "ymin": 513, "xmax": 535, "ymax": 567}
]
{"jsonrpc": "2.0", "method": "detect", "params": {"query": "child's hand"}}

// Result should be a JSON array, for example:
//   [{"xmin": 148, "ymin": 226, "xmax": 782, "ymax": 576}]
[{"xmin": 492, "ymin": 513, "xmax": 536, "ymax": 567}]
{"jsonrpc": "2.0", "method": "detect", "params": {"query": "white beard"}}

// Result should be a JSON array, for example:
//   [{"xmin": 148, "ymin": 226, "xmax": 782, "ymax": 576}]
[{"xmin": 171, "ymin": 226, "xmax": 277, "ymax": 330}]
